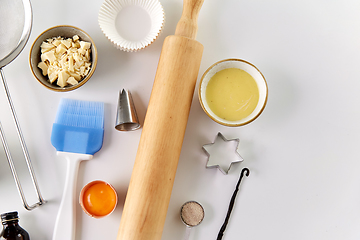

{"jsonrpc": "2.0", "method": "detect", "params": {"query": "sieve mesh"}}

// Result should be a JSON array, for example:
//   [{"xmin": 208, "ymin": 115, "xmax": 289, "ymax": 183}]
[{"xmin": 0, "ymin": 0, "xmax": 26, "ymax": 61}]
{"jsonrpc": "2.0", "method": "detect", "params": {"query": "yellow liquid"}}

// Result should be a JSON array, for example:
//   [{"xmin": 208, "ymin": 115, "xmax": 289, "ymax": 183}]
[{"xmin": 206, "ymin": 68, "xmax": 259, "ymax": 121}]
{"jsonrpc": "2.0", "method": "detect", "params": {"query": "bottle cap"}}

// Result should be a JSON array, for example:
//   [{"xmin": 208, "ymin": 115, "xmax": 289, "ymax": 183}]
[{"xmin": 1, "ymin": 212, "xmax": 19, "ymax": 223}]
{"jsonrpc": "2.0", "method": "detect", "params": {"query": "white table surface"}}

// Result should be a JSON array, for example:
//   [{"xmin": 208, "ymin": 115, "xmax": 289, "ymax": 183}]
[{"xmin": 1, "ymin": 0, "xmax": 360, "ymax": 239}]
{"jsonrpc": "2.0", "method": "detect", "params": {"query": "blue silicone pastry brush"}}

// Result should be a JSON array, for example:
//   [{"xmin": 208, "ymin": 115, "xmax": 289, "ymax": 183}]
[{"xmin": 51, "ymin": 98, "xmax": 104, "ymax": 240}]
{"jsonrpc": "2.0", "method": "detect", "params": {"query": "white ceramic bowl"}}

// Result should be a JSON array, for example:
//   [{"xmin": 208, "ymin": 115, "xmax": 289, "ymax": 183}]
[
  {"xmin": 199, "ymin": 59, "xmax": 268, "ymax": 127},
  {"xmin": 98, "ymin": 0, "xmax": 165, "ymax": 52}
]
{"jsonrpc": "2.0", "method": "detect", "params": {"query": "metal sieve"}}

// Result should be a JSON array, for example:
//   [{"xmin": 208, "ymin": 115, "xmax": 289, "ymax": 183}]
[{"xmin": 0, "ymin": 0, "xmax": 46, "ymax": 210}]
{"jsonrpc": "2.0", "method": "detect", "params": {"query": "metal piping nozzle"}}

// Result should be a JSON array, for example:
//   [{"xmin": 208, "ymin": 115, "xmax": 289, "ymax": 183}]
[{"xmin": 115, "ymin": 89, "xmax": 141, "ymax": 131}]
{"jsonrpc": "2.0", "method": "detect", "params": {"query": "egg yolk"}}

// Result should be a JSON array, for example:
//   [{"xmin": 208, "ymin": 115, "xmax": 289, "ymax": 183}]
[{"xmin": 82, "ymin": 182, "xmax": 117, "ymax": 217}]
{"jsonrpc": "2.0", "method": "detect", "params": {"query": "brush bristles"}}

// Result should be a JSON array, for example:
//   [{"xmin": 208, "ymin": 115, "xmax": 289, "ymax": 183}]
[{"xmin": 55, "ymin": 98, "xmax": 104, "ymax": 129}]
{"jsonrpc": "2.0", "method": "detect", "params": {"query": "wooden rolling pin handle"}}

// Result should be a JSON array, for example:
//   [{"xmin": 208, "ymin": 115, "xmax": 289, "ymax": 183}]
[
  {"xmin": 175, "ymin": 0, "xmax": 205, "ymax": 39},
  {"xmin": 116, "ymin": 0, "xmax": 205, "ymax": 239}
]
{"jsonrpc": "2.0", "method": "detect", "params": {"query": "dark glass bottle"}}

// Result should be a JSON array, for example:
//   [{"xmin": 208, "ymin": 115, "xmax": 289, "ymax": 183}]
[{"xmin": 0, "ymin": 212, "xmax": 30, "ymax": 240}]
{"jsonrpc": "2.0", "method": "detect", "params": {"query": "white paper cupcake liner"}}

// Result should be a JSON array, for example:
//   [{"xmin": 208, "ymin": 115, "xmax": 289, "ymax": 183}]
[{"xmin": 98, "ymin": 0, "xmax": 165, "ymax": 52}]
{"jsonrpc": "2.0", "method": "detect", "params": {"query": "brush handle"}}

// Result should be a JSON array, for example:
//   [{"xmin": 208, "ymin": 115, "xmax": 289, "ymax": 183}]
[
  {"xmin": 52, "ymin": 152, "xmax": 92, "ymax": 240},
  {"xmin": 175, "ymin": 0, "xmax": 204, "ymax": 39}
]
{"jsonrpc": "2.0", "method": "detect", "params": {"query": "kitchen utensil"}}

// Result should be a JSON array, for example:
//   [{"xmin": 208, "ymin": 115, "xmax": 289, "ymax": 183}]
[
  {"xmin": 217, "ymin": 168, "xmax": 250, "ymax": 240},
  {"xmin": 116, "ymin": 0, "xmax": 204, "ymax": 239},
  {"xmin": 202, "ymin": 132, "xmax": 244, "ymax": 175},
  {"xmin": 180, "ymin": 201, "xmax": 205, "ymax": 240},
  {"xmin": 0, "ymin": 0, "xmax": 46, "ymax": 210},
  {"xmin": 115, "ymin": 89, "xmax": 141, "ymax": 131},
  {"xmin": 29, "ymin": 25, "xmax": 98, "ymax": 92},
  {"xmin": 199, "ymin": 59, "xmax": 268, "ymax": 126},
  {"xmin": 51, "ymin": 98, "xmax": 104, "ymax": 240},
  {"xmin": 98, "ymin": 0, "xmax": 165, "ymax": 52}
]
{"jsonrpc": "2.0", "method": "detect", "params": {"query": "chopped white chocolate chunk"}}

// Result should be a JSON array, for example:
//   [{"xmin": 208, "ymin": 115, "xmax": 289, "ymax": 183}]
[
  {"xmin": 66, "ymin": 76, "xmax": 78, "ymax": 86},
  {"xmin": 68, "ymin": 55, "xmax": 74, "ymax": 72},
  {"xmin": 61, "ymin": 39, "xmax": 72, "ymax": 49},
  {"xmin": 48, "ymin": 71, "xmax": 58, "ymax": 83},
  {"xmin": 80, "ymin": 41, "xmax": 91, "ymax": 50},
  {"xmin": 69, "ymin": 71, "xmax": 81, "ymax": 81},
  {"xmin": 56, "ymin": 44, "xmax": 67, "ymax": 55},
  {"xmin": 85, "ymin": 50, "xmax": 90, "ymax": 60},
  {"xmin": 40, "ymin": 42, "xmax": 55, "ymax": 53},
  {"xmin": 37, "ymin": 62, "xmax": 48, "ymax": 76},
  {"xmin": 57, "ymin": 70, "xmax": 70, "ymax": 88},
  {"xmin": 52, "ymin": 39, "xmax": 61, "ymax": 47},
  {"xmin": 80, "ymin": 66, "xmax": 86, "ymax": 76},
  {"xmin": 38, "ymin": 35, "xmax": 92, "ymax": 87},
  {"xmin": 42, "ymin": 50, "xmax": 56, "ymax": 64},
  {"xmin": 77, "ymin": 48, "xmax": 86, "ymax": 56}
]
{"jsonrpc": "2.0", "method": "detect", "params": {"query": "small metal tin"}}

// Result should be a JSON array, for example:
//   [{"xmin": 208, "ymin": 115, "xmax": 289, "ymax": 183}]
[
  {"xmin": 115, "ymin": 89, "xmax": 141, "ymax": 131},
  {"xmin": 180, "ymin": 201, "xmax": 205, "ymax": 227}
]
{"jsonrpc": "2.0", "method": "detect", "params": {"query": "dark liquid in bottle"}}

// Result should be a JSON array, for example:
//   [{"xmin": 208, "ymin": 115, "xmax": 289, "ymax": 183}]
[{"xmin": 0, "ymin": 212, "xmax": 30, "ymax": 240}]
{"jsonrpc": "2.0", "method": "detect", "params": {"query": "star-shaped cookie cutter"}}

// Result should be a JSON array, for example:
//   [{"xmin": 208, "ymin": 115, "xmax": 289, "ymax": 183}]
[{"xmin": 202, "ymin": 132, "xmax": 244, "ymax": 175}]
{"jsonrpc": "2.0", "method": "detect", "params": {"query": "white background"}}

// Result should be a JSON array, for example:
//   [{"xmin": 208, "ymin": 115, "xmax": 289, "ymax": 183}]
[{"xmin": 1, "ymin": 0, "xmax": 360, "ymax": 239}]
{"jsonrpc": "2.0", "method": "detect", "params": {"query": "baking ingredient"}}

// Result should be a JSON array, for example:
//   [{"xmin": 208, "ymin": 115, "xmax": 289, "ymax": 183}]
[
  {"xmin": 82, "ymin": 182, "xmax": 117, "ymax": 217},
  {"xmin": 1, "ymin": 211, "xmax": 30, "ymax": 240},
  {"xmin": 217, "ymin": 168, "xmax": 250, "ymax": 240},
  {"xmin": 180, "ymin": 201, "xmax": 204, "ymax": 227},
  {"xmin": 38, "ymin": 35, "xmax": 92, "ymax": 88},
  {"xmin": 206, "ymin": 68, "xmax": 259, "ymax": 121}
]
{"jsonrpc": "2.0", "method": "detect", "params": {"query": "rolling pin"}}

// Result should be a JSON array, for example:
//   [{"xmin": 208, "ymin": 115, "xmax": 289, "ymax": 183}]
[{"xmin": 116, "ymin": 0, "xmax": 204, "ymax": 240}]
